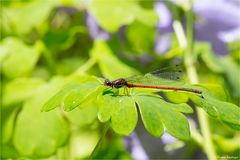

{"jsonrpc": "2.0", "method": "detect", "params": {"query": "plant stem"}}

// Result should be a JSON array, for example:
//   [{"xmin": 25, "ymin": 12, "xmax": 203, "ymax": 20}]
[
  {"xmin": 89, "ymin": 121, "xmax": 110, "ymax": 159},
  {"xmin": 75, "ymin": 57, "xmax": 96, "ymax": 75},
  {"xmin": 39, "ymin": 41, "xmax": 58, "ymax": 74},
  {"xmin": 173, "ymin": 4, "xmax": 218, "ymax": 160}
]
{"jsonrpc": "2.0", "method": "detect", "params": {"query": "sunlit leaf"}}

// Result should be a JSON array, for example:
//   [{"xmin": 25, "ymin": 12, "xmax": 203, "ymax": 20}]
[
  {"xmin": 2, "ymin": 0, "xmax": 57, "ymax": 34},
  {"xmin": 63, "ymin": 82, "xmax": 101, "ymax": 111},
  {"xmin": 126, "ymin": 21, "xmax": 155, "ymax": 53},
  {"xmin": 97, "ymin": 94, "xmax": 137, "ymax": 135},
  {"xmin": 42, "ymin": 75, "xmax": 101, "ymax": 112},
  {"xmin": 200, "ymin": 92, "xmax": 240, "ymax": 130},
  {"xmin": 90, "ymin": 40, "xmax": 139, "ymax": 79},
  {"xmin": 1, "ymin": 108, "xmax": 18, "ymax": 143},
  {"xmin": 88, "ymin": 0, "xmax": 137, "ymax": 32},
  {"xmin": 0, "ymin": 38, "xmax": 42, "ymax": 78},
  {"xmin": 219, "ymin": 57, "xmax": 240, "ymax": 101},
  {"xmin": 195, "ymin": 42, "xmax": 223, "ymax": 73},
  {"xmin": 134, "ymin": 94, "xmax": 190, "ymax": 140},
  {"xmin": 88, "ymin": 0, "xmax": 157, "ymax": 32},
  {"xmin": 65, "ymin": 105, "xmax": 98, "ymax": 126},
  {"xmin": 13, "ymin": 78, "xmax": 69, "ymax": 157},
  {"xmin": 3, "ymin": 78, "xmax": 45, "ymax": 106}
]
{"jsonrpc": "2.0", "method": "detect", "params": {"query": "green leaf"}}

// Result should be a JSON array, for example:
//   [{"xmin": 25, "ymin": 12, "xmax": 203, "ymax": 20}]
[
  {"xmin": 134, "ymin": 94, "xmax": 190, "ymax": 140},
  {"xmin": 126, "ymin": 21, "xmax": 156, "ymax": 53},
  {"xmin": 69, "ymin": 130, "xmax": 99, "ymax": 159},
  {"xmin": 97, "ymin": 94, "xmax": 137, "ymax": 135},
  {"xmin": 63, "ymin": 82, "xmax": 101, "ymax": 111},
  {"xmin": 90, "ymin": 40, "xmax": 139, "ymax": 79},
  {"xmin": 1, "ymin": 108, "xmax": 18, "ymax": 143},
  {"xmin": 2, "ymin": 0, "xmax": 57, "ymax": 34},
  {"xmin": 42, "ymin": 75, "xmax": 102, "ymax": 112},
  {"xmin": 195, "ymin": 42, "xmax": 223, "ymax": 73},
  {"xmin": 88, "ymin": 0, "xmax": 157, "ymax": 32},
  {"xmin": 0, "ymin": 38, "xmax": 42, "ymax": 78},
  {"xmin": 3, "ymin": 78, "xmax": 45, "ymax": 106},
  {"xmin": 200, "ymin": 93, "xmax": 240, "ymax": 130},
  {"xmin": 88, "ymin": 0, "xmax": 137, "ymax": 32},
  {"xmin": 65, "ymin": 105, "xmax": 98, "ymax": 126},
  {"xmin": 198, "ymin": 84, "xmax": 227, "ymax": 101},
  {"xmin": 42, "ymin": 84, "xmax": 77, "ymax": 112},
  {"xmin": 219, "ymin": 57, "xmax": 240, "ymax": 101},
  {"xmin": 13, "ymin": 79, "xmax": 69, "ymax": 157},
  {"xmin": 181, "ymin": 86, "xmax": 240, "ymax": 130},
  {"xmin": 135, "ymin": 8, "xmax": 158, "ymax": 27},
  {"xmin": 164, "ymin": 92, "xmax": 189, "ymax": 104}
]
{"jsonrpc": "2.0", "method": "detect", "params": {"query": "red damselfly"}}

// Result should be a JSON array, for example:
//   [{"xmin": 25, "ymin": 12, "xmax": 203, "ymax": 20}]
[{"xmin": 104, "ymin": 66, "xmax": 202, "ymax": 94}]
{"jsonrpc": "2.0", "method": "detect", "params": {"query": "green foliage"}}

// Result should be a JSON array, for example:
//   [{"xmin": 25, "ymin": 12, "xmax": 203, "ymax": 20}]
[
  {"xmin": 98, "ymin": 94, "xmax": 137, "ymax": 135},
  {"xmin": 134, "ymin": 94, "xmax": 192, "ymax": 140},
  {"xmin": 3, "ymin": 78, "xmax": 45, "ymax": 106},
  {"xmin": 90, "ymin": 40, "xmax": 139, "ymax": 79},
  {"xmin": 1, "ymin": 0, "xmax": 239, "ymax": 159},
  {"xmin": 2, "ymin": 0, "xmax": 57, "ymax": 35},
  {"xmin": 0, "ymin": 38, "xmax": 42, "ymax": 78},
  {"xmin": 88, "ymin": 0, "xmax": 158, "ymax": 32},
  {"xmin": 13, "ymin": 78, "xmax": 69, "ymax": 157}
]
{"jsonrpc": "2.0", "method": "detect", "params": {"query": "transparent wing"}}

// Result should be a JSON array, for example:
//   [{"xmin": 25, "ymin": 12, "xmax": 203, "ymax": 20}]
[{"xmin": 126, "ymin": 66, "xmax": 185, "ymax": 86}]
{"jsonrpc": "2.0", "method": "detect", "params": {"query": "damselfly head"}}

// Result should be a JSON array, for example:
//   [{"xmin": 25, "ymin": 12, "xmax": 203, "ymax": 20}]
[{"xmin": 104, "ymin": 79, "xmax": 112, "ymax": 86}]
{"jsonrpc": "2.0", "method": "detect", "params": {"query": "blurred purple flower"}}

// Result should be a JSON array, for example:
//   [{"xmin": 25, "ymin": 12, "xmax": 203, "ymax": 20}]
[
  {"xmin": 154, "ymin": 1, "xmax": 173, "ymax": 54},
  {"xmin": 85, "ymin": 13, "xmax": 110, "ymax": 40},
  {"xmin": 161, "ymin": 131, "xmax": 178, "ymax": 144},
  {"xmin": 124, "ymin": 132, "xmax": 149, "ymax": 160},
  {"xmin": 193, "ymin": 0, "xmax": 240, "ymax": 55},
  {"xmin": 155, "ymin": 2, "xmax": 173, "ymax": 32},
  {"xmin": 155, "ymin": 0, "xmax": 240, "ymax": 55}
]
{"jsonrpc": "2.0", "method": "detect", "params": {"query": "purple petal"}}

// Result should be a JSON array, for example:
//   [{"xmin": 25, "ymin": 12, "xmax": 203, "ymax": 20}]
[
  {"xmin": 155, "ymin": 1, "xmax": 173, "ymax": 32},
  {"xmin": 161, "ymin": 131, "xmax": 178, "ymax": 144},
  {"xmin": 124, "ymin": 132, "xmax": 149, "ymax": 160},
  {"xmin": 193, "ymin": 0, "xmax": 240, "ymax": 55},
  {"xmin": 85, "ymin": 13, "xmax": 110, "ymax": 40},
  {"xmin": 155, "ymin": 33, "xmax": 171, "ymax": 54}
]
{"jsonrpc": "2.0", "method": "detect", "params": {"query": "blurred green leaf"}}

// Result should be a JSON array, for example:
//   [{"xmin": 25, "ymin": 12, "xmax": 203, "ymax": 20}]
[
  {"xmin": 3, "ymin": 78, "xmax": 45, "ymax": 106},
  {"xmin": 135, "ymin": 7, "xmax": 158, "ymax": 26},
  {"xmin": 88, "ymin": 0, "xmax": 157, "ymax": 32},
  {"xmin": 0, "ymin": 38, "xmax": 42, "ymax": 78},
  {"xmin": 13, "ymin": 78, "xmax": 69, "ymax": 157},
  {"xmin": 90, "ymin": 40, "xmax": 139, "ymax": 79},
  {"xmin": 1, "ymin": 108, "xmax": 18, "ymax": 144},
  {"xmin": 97, "ymin": 94, "xmax": 137, "ymax": 135},
  {"xmin": 88, "ymin": 0, "xmax": 137, "ymax": 32},
  {"xmin": 219, "ymin": 57, "xmax": 240, "ymax": 102},
  {"xmin": 126, "ymin": 21, "xmax": 155, "ymax": 53},
  {"xmin": 1, "ymin": 144, "xmax": 19, "ymax": 158},
  {"xmin": 69, "ymin": 129, "xmax": 99, "ymax": 159},
  {"xmin": 65, "ymin": 105, "xmax": 98, "ymax": 126},
  {"xmin": 134, "ymin": 94, "xmax": 191, "ymax": 140},
  {"xmin": 2, "ymin": 0, "xmax": 57, "ymax": 34},
  {"xmin": 195, "ymin": 42, "xmax": 224, "ymax": 73}
]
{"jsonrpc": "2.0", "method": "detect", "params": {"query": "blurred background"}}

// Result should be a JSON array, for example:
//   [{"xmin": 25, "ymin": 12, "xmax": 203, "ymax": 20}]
[{"xmin": 1, "ymin": 0, "xmax": 240, "ymax": 159}]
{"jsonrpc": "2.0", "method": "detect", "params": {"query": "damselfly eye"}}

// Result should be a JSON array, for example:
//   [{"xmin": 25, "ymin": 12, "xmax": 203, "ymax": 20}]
[{"xmin": 104, "ymin": 79, "xmax": 111, "ymax": 86}]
